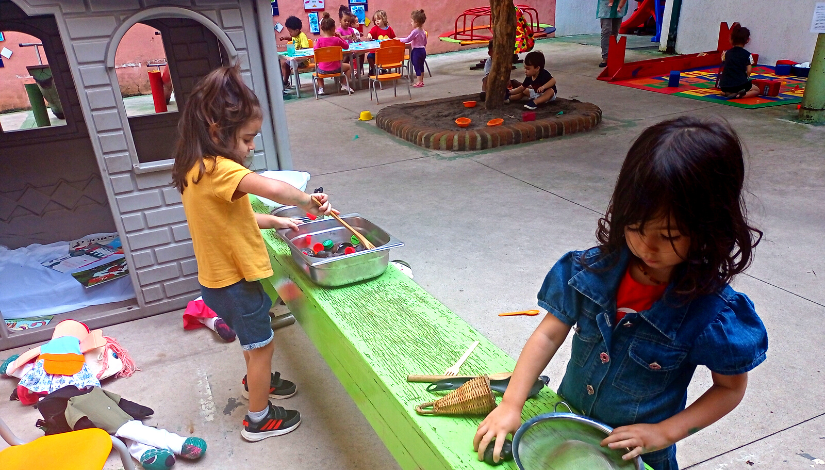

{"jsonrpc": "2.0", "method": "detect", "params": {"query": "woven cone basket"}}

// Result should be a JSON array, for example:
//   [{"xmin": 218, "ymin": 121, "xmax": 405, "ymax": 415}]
[{"xmin": 416, "ymin": 375, "xmax": 497, "ymax": 416}]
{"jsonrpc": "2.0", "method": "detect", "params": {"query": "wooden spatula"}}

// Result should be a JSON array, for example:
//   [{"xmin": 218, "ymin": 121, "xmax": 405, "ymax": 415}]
[
  {"xmin": 407, "ymin": 372, "xmax": 513, "ymax": 382},
  {"xmin": 311, "ymin": 196, "xmax": 376, "ymax": 249}
]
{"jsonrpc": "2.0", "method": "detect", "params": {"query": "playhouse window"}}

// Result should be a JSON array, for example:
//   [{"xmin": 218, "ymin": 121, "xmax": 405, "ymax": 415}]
[
  {"xmin": 114, "ymin": 18, "xmax": 228, "ymax": 165},
  {"xmin": 0, "ymin": 30, "xmax": 68, "ymax": 133}
]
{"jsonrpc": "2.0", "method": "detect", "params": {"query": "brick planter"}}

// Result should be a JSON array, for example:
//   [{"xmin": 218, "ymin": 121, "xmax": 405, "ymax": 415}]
[{"xmin": 375, "ymin": 95, "xmax": 602, "ymax": 151}]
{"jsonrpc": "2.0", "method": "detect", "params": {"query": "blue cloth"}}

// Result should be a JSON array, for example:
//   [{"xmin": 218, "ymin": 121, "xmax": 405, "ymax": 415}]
[
  {"xmin": 410, "ymin": 47, "xmax": 426, "ymax": 77},
  {"xmin": 537, "ymin": 247, "xmax": 768, "ymax": 470},
  {"xmin": 41, "ymin": 336, "xmax": 82, "ymax": 355},
  {"xmin": 597, "ymin": 0, "xmax": 628, "ymax": 19},
  {"xmin": 200, "ymin": 279, "xmax": 273, "ymax": 350}
]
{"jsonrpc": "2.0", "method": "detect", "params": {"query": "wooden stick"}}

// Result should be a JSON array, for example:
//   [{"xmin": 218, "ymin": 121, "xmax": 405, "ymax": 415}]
[
  {"xmin": 407, "ymin": 372, "xmax": 513, "ymax": 383},
  {"xmin": 311, "ymin": 196, "xmax": 376, "ymax": 249}
]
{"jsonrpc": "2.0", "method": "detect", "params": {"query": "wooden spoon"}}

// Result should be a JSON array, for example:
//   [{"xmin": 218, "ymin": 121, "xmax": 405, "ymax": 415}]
[
  {"xmin": 407, "ymin": 372, "xmax": 513, "ymax": 383},
  {"xmin": 311, "ymin": 196, "xmax": 376, "ymax": 250}
]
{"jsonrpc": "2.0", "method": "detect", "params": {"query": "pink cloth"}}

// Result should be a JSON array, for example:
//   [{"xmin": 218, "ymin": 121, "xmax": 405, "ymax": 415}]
[
  {"xmin": 182, "ymin": 298, "xmax": 217, "ymax": 330},
  {"xmin": 17, "ymin": 385, "xmax": 46, "ymax": 405},
  {"xmin": 313, "ymin": 36, "xmax": 350, "ymax": 71},
  {"xmin": 336, "ymin": 26, "xmax": 360, "ymax": 43},
  {"xmin": 399, "ymin": 27, "xmax": 427, "ymax": 49}
]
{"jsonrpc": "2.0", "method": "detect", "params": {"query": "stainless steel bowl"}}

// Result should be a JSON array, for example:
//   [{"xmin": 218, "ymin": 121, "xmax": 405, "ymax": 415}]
[
  {"xmin": 271, "ymin": 205, "xmax": 324, "ymax": 223},
  {"xmin": 275, "ymin": 214, "xmax": 403, "ymax": 287},
  {"xmin": 512, "ymin": 403, "xmax": 644, "ymax": 470}
]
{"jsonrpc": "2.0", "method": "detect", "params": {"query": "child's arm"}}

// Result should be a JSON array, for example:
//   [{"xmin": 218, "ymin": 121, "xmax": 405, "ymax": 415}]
[
  {"xmin": 538, "ymin": 77, "xmax": 557, "ymax": 93},
  {"xmin": 237, "ymin": 173, "xmax": 334, "ymax": 216},
  {"xmin": 254, "ymin": 214, "xmax": 301, "ymax": 231},
  {"xmin": 602, "ymin": 371, "xmax": 748, "ymax": 460},
  {"xmin": 746, "ymin": 64, "xmax": 752, "ymax": 76},
  {"xmin": 474, "ymin": 313, "xmax": 572, "ymax": 463}
]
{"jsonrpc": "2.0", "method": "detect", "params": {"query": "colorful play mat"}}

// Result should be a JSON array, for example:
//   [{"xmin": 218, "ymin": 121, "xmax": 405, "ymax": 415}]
[{"xmin": 612, "ymin": 65, "xmax": 807, "ymax": 109}]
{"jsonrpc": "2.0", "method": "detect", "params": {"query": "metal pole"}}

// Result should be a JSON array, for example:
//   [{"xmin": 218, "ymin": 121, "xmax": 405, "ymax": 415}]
[
  {"xmin": 19, "ymin": 43, "xmax": 43, "ymax": 65},
  {"xmin": 799, "ymin": 33, "xmax": 825, "ymax": 123}
]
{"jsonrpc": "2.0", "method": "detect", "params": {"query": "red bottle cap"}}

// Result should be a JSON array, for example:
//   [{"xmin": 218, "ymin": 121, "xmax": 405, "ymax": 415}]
[
  {"xmin": 313, "ymin": 243, "xmax": 325, "ymax": 253},
  {"xmin": 344, "ymin": 247, "xmax": 356, "ymax": 254},
  {"xmin": 306, "ymin": 213, "xmax": 317, "ymax": 220},
  {"xmin": 304, "ymin": 234, "xmax": 312, "ymax": 245}
]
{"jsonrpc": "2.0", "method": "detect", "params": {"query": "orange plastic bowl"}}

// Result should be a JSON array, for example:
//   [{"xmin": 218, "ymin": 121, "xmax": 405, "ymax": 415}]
[
  {"xmin": 455, "ymin": 117, "xmax": 471, "ymax": 128},
  {"xmin": 463, "ymin": 100, "xmax": 477, "ymax": 108},
  {"xmin": 487, "ymin": 118, "xmax": 504, "ymax": 127}
]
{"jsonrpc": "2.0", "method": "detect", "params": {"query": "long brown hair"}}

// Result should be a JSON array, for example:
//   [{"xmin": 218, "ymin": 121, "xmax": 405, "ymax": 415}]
[
  {"xmin": 589, "ymin": 117, "xmax": 762, "ymax": 300},
  {"xmin": 171, "ymin": 65, "xmax": 262, "ymax": 193}
]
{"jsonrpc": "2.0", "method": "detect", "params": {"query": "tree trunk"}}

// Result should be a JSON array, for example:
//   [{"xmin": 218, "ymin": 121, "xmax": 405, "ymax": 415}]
[{"xmin": 485, "ymin": 0, "xmax": 517, "ymax": 110}]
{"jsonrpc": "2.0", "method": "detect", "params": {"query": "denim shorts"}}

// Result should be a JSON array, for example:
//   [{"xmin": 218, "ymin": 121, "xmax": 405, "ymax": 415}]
[{"xmin": 200, "ymin": 280, "xmax": 273, "ymax": 350}]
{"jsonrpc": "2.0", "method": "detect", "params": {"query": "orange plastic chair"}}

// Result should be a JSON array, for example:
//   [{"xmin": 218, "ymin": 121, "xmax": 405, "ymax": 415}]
[
  {"xmin": 379, "ymin": 39, "xmax": 407, "ymax": 75},
  {"xmin": 312, "ymin": 46, "xmax": 352, "ymax": 99},
  {"xmin": 0, "ymin": 417, "xmax": 135, "ymax": 470},
  {"xmin": 370, "ymin": 46, "xmax": 411, "ymax": 104}
]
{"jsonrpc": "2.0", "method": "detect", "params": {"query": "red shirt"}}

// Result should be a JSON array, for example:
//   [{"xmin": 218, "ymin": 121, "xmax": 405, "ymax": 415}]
[
  {"xmin": 615, "ymin": 268, "xmax": 668, "ymax": 322},
  {"xmin": 369, "ymin": 25, "xmax": 396, "ymax": 40}
]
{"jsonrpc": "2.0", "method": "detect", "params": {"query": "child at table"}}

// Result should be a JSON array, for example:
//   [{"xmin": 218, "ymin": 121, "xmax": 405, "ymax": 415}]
[
  {"xmin": 399, "ymin": 9, "xmax": 427, "ymax": 88},
  {"xmin": 336, "ymin": 5, "xmax": 361, "ymax": 43},
  {"xmin": 315, "ymin": 12, "xmax": 353, "ymax": 95},
  {"xmin": 718, "ymin": 23, "xmax": 760, "ymax": 99},
  {"xmin": 278, "ymin": 16, "xmax": 310, "ymax": 90},
  {"xmin": 473, "ymin": 116, "xmax": 768, "ymax": 470},
  {"xmin": 171, "ymin": 65, "xmax": 335, "ymax": 442},
  {"xmin": 508, "ymin": 50, "xmax": 557, "ymax": 110},
  {"xmin": 366, "ymin": 10, "xmax": 395, "ymax": 76}
]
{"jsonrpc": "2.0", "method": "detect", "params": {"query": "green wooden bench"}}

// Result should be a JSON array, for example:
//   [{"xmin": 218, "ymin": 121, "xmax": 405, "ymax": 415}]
[{"xmin": 253, "ymin": 203, "xmax": 651, "ymax": 470}]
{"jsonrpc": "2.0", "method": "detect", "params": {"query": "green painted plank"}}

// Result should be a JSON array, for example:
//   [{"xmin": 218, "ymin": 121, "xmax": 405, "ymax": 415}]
[
  {"xmin": 260, "ymin": 225, "xmax": 653, "ymax": 470},
  {"xmin": 261, "ymin": 229, "xmax": 562, "ymax": 470}
]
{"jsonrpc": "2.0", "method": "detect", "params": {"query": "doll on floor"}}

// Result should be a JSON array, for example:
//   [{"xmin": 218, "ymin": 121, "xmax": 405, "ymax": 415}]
[
  {"xmin": 37, "ymin": 385, "xmax": 206, "ymax": 470},
  {"xmin": 183, "ymin": 296, "xmax": 237, "ymax": 342}
]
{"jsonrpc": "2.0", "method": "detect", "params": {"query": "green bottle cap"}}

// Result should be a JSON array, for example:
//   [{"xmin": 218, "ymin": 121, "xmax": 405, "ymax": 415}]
[
  {"xmin": 350, "ymin": 235, "xmax": 360, "ymax": 246},
  {"xmin": 322, "ymin": 239, "xmax": 334, "ymax": 250}
]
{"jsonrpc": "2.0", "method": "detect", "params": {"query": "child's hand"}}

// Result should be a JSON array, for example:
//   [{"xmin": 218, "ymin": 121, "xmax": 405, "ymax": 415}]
[
  {"xmin": 473, "ymin": 402, "xmax": 523, "ymax": 463},
  {"xmin": 259, "ymin": 215, "xmax": 301, "ymax": 231},
  {"xmin": 302, "ymin": 193, "xmax": 338, "ymax": 217},
  {"xmin": 601, "ymin": 422, "xmax": 674, "ymax": 460}
]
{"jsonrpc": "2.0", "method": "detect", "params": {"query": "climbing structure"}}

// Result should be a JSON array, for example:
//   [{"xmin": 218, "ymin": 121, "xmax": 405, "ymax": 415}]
[{"xmin": 439, "ymin": 5, "xmax": 553, "ymax": 48}]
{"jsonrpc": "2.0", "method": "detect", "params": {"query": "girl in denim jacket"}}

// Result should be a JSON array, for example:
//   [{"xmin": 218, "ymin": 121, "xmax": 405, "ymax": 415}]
[{"xmin": 474, "ymin": 117, "xmax": 768, "ymax": 470}]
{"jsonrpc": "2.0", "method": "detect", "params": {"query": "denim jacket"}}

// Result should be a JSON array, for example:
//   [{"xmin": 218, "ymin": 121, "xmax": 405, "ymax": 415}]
[{"xmin": 537, "ymin": 248, "xmax": 768, "ymax": 470}]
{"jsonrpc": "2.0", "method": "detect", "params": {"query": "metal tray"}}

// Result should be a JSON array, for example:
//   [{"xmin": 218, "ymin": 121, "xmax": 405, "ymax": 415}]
[
  {"xmin": 271, "ymin": 205, "xmax": 328, "ymax": 223},
  {"xmin": 275, "ymin": 214, "xmax": 403, "ymax": 287}
]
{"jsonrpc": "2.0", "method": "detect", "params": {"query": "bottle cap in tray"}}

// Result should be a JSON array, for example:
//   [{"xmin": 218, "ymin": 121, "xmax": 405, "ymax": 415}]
[{"xmin": 322, "ymin": 239, "xmax": 334, "ymax": 250}]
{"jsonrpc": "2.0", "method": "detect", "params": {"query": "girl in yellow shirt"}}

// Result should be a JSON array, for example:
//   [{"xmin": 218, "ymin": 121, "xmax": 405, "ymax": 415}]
[{"xmin": 172, "ymin": 65, "xmax": 334, "ymax": 442}]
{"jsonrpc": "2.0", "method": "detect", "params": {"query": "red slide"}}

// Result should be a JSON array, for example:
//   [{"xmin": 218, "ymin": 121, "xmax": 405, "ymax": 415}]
[{"xmin": 619, "ymin": 0, "xmax": 656, "ymax": 34}]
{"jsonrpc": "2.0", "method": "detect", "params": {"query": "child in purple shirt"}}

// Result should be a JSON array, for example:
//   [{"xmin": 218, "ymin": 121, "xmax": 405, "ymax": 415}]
[{"xmin": 399, "ymin": 9, "xmax": 427, "ymax": 87}]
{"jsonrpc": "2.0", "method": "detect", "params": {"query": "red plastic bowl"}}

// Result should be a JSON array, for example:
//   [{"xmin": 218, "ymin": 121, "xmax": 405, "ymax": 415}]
[
  {"xmin": 455, "ymin": 117, "xmax": 471, "ymax": 128},
  {"xmin": 463, "ymin": 101, "xmax": 477, "ymax": 108}
]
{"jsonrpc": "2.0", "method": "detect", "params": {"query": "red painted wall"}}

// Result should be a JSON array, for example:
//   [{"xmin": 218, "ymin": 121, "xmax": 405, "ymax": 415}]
[
  {"xmin": 0, "ymin": 31, "xmax": 50, "ymax": 112},
  {"xmin": 270, "ymin": 0, "xmax": 554, "ymax": 55},
  {"xmin": 113, "ymin": 23, "xmax": 167, "ymax": 98},
  {"xmin": 0, "ymin": 1, "xmax": 555, "ymax": 111}
]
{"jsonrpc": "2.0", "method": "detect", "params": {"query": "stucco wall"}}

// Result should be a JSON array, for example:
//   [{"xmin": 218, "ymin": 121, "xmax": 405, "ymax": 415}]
[
  {"xmin": 0, "ymin": 30, "xmax": 51, "ymax": 112},
  {"xmin": 113, "ymin": 23, "xmax": 167, "ymax": 97},
  {"xmin": 676, "ymin": 0, "xmax": 819, "ymax": 65},
  {"xmin": 268, "ymin": 0, "xmax": 555, "ymax": 55},
  {"xmin": 554, "ymin": 0, "xmax": 630, "ymax": 36}
]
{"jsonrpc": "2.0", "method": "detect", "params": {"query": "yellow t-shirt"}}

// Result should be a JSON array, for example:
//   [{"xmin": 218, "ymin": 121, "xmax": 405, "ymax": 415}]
[
  {"xmin": 292, "ymin": 31, "xmax": 310, "ymax": 49},
  {"xmin": 181, "ymin": 157, "xmax": 273, "ymax": 288}
]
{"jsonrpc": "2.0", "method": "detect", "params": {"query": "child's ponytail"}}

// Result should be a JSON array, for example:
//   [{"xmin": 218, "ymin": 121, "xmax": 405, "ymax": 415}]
[
  {"xmin": 172, "ymin": 64, "xmax": 262, "ymax": 193},
  {"xmin": 729, "ymin": 22, "xmax": 750, "ymax": 45},
  {"xmin": 320, "ymin": 12, "xmax": 336, "ymax": 32}
]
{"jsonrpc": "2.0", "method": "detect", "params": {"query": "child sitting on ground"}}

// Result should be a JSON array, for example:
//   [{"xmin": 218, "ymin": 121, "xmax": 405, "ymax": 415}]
[
  {"xmin": 278, "ymin": 16, "xmax": 310, "ymax": 90},
  {"xmin": 314, "ymin": 12, "xmax": 354, "ymax": 95},
  {"xmin": 399, "ymin": 9, "xmax": 427, "ymax": 88},
  {"xmin": 508, "ymin": 50, "xmax": 557, "ymax": 110},
  {"xmin": 718, "ymin": 23, "xmax": 760, "ymax": 99},
  {"xmin": 366, "ymin": 10, "xmax": 396, "ymax": 76}
]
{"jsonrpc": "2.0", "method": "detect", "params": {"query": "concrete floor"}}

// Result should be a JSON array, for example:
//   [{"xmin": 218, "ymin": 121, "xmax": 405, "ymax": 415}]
[{"xmin": 2, "ymin": 36, "xmax": 824, "ymax": 469}]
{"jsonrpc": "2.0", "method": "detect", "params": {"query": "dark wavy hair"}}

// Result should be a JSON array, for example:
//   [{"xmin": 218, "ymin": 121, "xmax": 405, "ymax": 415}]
[
  {"xmin": 171, "ymin": 65, "xmax": 262, "ymax": 193},
  {"xmin": 730, "ymin": 22, "xmax": 750, "ymax": 46},
  {"xmin": 587, "ymin": 117, "xmax": 762, "ymax": 300}
]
